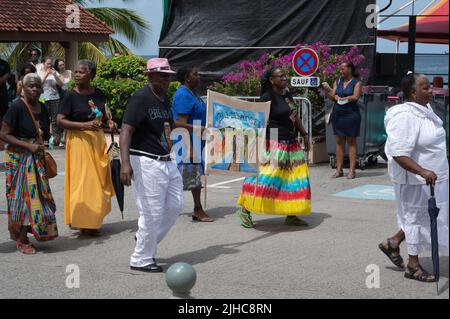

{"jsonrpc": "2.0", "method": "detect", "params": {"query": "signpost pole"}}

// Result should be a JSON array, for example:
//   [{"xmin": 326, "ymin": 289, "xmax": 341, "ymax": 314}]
[
  {"xmin": 303, "ymin": 88, "xmax": 310, "ymax": 163},
  {"xmin": 291, "ymin": 47, "xmax": 321, "ymax": 164}
]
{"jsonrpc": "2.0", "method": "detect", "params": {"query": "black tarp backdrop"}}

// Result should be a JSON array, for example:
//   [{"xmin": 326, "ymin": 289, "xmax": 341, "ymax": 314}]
[{"xmin": 159, "ymin": 0, "xmax": 377, "ymax": 91}]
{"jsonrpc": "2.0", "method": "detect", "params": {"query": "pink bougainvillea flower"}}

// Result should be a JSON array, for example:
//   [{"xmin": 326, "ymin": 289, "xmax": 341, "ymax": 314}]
[{"xmin": 217, "ymin": 41, "xmax": 368, "ymax": 98}]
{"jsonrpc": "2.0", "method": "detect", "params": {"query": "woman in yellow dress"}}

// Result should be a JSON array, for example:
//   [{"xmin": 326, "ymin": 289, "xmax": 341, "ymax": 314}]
[{"xmin": 57, "ymin": 60, "xmax": 116, "ymax": 236}]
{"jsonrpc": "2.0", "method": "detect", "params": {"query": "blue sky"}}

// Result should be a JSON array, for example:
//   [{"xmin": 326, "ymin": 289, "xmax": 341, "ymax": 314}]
[
  {"xmin": 90, "ymin": 0, "xmax": 163, "ymax": 56},
  {"xmin": 90, "ymin": 0, "xmax": 448, "ymax": 56}
]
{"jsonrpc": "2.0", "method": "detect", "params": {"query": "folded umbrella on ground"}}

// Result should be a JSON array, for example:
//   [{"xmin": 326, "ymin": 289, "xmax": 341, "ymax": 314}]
[{"xmin": 428, "ymin": 184, "xmax": 440, "ymax": 295}]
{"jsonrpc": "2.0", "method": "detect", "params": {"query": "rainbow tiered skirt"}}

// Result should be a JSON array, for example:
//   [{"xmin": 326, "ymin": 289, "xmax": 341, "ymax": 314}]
[{"xmin": 237, "ymin": 138, "xmax": 311, "ymax": 216}]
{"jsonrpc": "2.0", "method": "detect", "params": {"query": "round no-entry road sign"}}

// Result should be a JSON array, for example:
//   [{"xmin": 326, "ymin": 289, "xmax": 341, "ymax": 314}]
[{"xmin": 292, "ymin": 48, "xmax": 319, "ymax": 77}]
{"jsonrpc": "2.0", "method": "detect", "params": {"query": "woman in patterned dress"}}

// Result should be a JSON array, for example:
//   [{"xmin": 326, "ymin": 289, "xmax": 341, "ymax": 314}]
[{"xmin": 0, "ymin": 74, "xmax": 58, "ymax": 254}]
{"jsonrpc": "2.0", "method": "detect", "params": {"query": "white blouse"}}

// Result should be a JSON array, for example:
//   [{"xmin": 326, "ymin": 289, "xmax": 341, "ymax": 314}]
[
  {"xmin": 38, "ymin": 69, "xmax": 60, "ymax": 101},
  {"xmin": 385, "ymin": 101, "xmax": 449, "ymax": 185},
  {"xmin": 59, "ymin": 70, "xmax": 73, "ymax": 91}
]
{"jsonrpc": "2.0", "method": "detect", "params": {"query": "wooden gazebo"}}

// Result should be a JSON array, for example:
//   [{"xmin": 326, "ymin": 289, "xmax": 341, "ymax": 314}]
[{"xmin": 0, "ymin": 0, "xmax": 113, "ymax": 68}]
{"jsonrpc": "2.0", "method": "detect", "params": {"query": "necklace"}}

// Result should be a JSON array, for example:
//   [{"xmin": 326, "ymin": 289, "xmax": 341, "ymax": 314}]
[{"xmin": 150, "ymin": 84, "xmax": 165, "ymax": 102}]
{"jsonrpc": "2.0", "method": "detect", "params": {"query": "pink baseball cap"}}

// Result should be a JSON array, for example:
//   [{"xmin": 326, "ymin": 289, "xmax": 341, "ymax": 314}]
[{"xmin": 146, "ymin": 58, "xmax": 176, "ymax": 74}]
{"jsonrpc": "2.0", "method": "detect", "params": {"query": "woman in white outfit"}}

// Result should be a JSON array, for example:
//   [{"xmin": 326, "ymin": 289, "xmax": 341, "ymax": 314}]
[
  {"xmin": 54, "ymin": 59, "xmax": 73, "ymax": 145},
  {"xmin": 38, "ymin": 57, "xmax": 63, "ymax": 146},
  {"xmin": 54, "ymin": 59, "xmax": 73, "ymax": 91},
  {"xmin": 379, "ymin": 73, "xmax": 449, "ymax": 282}
]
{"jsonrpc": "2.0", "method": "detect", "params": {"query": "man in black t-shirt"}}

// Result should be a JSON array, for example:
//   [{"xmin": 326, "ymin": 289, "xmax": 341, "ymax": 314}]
[{"xmin": 120, "ymin": 58, "xmax": 184, "ymax": 273}]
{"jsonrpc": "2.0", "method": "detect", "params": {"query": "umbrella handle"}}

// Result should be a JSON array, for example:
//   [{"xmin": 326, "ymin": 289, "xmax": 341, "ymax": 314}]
[{"xmin": 430, "ymin": 184, "xmax": 435, "ymax": 198}]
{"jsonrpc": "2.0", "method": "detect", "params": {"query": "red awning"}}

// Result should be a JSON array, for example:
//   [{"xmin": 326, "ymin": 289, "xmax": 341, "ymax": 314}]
[{"xmin": 378, "ymin": 0, "xmax": 449, "ymax": 44}]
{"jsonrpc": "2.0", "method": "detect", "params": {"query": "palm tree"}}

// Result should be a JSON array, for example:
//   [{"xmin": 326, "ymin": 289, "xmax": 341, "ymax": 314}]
[{"xmin": 0, "ymin": 0, "xmax": 150, "ymax": 70}]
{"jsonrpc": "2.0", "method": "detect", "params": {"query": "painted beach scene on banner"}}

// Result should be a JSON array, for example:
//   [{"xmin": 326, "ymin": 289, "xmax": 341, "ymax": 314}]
[{"xmin": 205, "ymin": 91, "xmax": 271, "ymax": 176}]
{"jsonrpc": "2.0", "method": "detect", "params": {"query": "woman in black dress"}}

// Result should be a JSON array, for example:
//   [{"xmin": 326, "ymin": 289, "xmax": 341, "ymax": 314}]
[{"xmin": 323, "ymin": 62, "xmax": 362, "ymax": 179}]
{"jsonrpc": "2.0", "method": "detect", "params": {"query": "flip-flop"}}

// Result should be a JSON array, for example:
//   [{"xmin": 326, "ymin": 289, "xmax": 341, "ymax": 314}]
[{"xmin": 236, "ymin": 209, "xmax": 253, "ymax": 228}]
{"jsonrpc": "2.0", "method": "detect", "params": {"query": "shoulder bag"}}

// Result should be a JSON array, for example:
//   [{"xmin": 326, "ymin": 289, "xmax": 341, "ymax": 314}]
[{"xmin": 21, "ymin": 98, "xmax": 58, "ymax": 178}]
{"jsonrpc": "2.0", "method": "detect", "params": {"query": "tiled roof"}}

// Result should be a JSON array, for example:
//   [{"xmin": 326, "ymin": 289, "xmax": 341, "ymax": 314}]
[{"xmin": 0, "ymin": 0, "xmax": 113, "ymax": 35}]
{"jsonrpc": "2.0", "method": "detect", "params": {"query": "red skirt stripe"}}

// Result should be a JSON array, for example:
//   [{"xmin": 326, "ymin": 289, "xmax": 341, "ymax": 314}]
[{"xmin": 242, "ymin": 183, "xmax": 311, "ymax": 201}]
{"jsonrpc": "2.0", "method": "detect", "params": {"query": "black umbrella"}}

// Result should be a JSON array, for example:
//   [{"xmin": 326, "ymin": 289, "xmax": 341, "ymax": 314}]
[
  {"xmin": 108, "ymin": 132, "xmax": 124, "ymax": 220},
  {"xmin": 428, "ymin": 184, "xmax": 440, "ymax": 295}
]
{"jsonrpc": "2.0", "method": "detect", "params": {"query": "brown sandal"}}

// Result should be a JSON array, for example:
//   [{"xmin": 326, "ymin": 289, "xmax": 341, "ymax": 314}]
[
  {"xmin": 378, "ymin": 239, "xmax": 405, "ymax": 269},
  {"xmin": 16, "ymin": 241, "xmax": 36, "ymax": 254},
  {"xmin": 404, "ymin": 265, "xmax": 436, "ymax": 282},
  {"xmin": 192, "ymin": 206, "xmax": 214, "ymax": 222}
]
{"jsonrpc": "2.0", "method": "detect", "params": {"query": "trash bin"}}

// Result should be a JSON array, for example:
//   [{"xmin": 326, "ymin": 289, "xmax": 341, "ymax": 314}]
[{"xmin": 325, "ymin": 92, "xmax": 388, "ymax": 170}]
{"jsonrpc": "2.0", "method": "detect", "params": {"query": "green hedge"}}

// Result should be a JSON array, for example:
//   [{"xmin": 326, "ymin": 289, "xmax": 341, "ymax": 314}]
[
  {"xmin": 69, "ymin": 55, "xmax": 181, "ymax": 123},
  {"xmin": 168, "ymin": 81, "xmax": 181, "ymax": 104},
  {"xmin": 93, "ymin": 55, "xmax": 146, "ymax": 123},
  {"xmin": 92, "ymin": 77, "xmax": 145, "ymax": 121},
  {"xmin": 96, "ymin": 55, "xmax": 147, "ymax": 82}
]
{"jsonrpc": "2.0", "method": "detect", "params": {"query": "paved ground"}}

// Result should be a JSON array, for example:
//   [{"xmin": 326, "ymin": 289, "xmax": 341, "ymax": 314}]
[{"xmin": 0, "ymin": 148, "xmax": 448, "ymax": 299}]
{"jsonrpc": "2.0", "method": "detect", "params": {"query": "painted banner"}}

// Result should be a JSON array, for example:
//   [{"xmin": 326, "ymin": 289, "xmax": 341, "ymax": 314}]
[{"xmin": 205, "ymin": 90, "xmax": 271, "ymax": 176}]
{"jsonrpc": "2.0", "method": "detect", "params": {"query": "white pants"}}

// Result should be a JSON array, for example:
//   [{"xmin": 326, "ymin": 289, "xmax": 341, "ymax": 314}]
[
  {"xmin": 395, "ymin": 181, "xmax": 449, "ymax": 256},
  {"xmin": 130, "ymin": 155, "xmax": 183, "ymax": 267}
]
